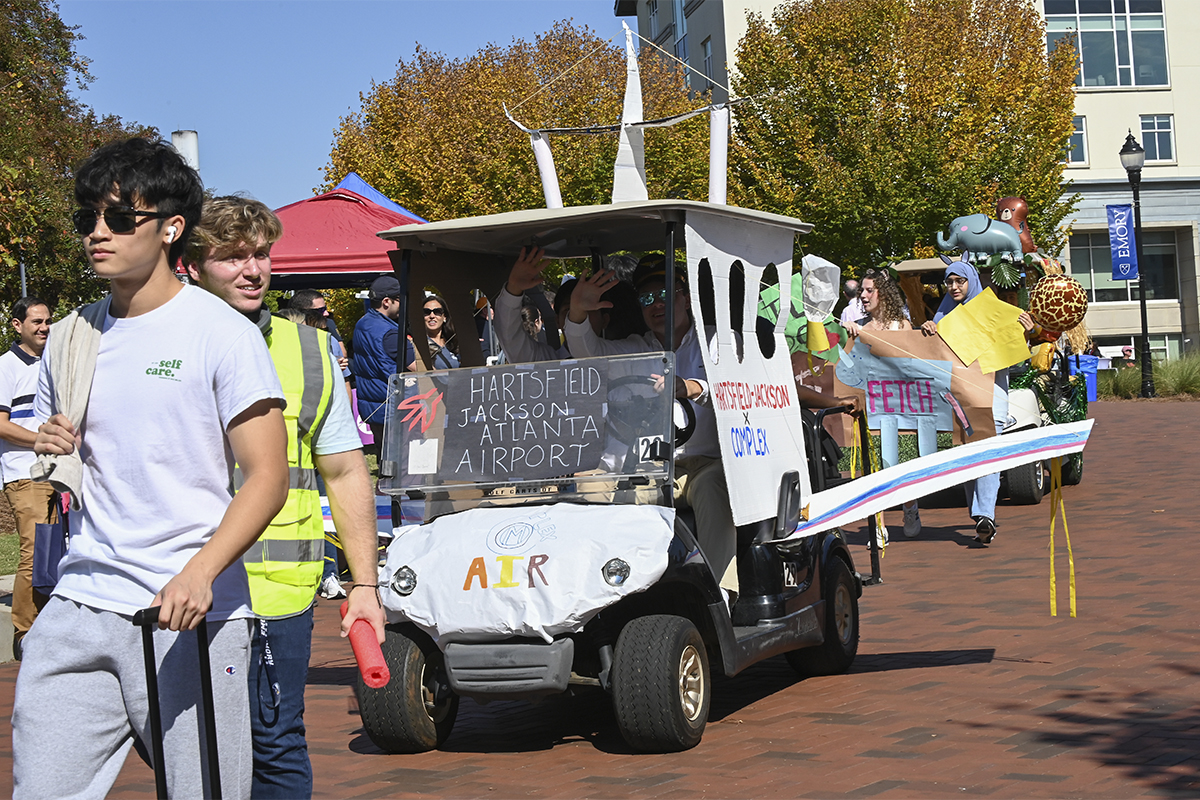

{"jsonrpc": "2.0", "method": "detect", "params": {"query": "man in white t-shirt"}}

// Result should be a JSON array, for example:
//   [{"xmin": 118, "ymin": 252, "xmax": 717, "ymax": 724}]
[
  {"xmin": 11, "ymin": 137, "xmax": 289, "ymax": 800},
  {"xmin": 838, "ymin": 279, "xmax": 865, "ymax": 327},
  {"xmin": 185, "ymin": 195, "xmax": 385, "ymax": 800},
  {"xmin": 0, "ymin": 296, "xmax": 53, "ymax": 658}
]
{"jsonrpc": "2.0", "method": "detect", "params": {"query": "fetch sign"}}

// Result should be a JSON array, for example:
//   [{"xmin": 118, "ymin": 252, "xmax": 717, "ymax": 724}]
[{"xmin": 1106, "ymin": 204, "xmax": 1139, "ymax": 281}]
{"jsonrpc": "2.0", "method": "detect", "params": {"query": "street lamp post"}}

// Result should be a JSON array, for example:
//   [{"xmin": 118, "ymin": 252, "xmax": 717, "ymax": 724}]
[{"xmin": 1119, "ymin": 131, "xmax": 1156, "ymax": 398}]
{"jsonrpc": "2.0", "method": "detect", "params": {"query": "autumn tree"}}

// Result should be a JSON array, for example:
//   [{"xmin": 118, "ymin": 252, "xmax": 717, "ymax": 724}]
[
  {"xmin": 324, "ymin": 21, "xmax": 711, "ymax": 222},
  {"xmin": 1, "ymin": 0, "xmax": 152, "ymax": 330},
  {"xmin": 731, "ymin": 0, "xmax": 1079, "ymax": 271}
]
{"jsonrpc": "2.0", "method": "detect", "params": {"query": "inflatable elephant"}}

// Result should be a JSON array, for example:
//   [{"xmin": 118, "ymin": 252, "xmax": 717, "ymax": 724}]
[{"xmin": 936, "ymin": 214, "xmax": 1022, "ymax": 262}]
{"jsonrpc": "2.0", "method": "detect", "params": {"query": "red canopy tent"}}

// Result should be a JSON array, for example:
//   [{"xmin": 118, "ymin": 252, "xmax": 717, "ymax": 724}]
[{"xmin": 268, "ymin": 188, "xmax": 422, "ymax": 289}]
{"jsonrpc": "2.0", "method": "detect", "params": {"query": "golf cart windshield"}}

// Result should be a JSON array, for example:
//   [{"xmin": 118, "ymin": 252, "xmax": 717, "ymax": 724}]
[{"xmin": 378, "ymin": 352, "xmax": 676, "ymax": 511}]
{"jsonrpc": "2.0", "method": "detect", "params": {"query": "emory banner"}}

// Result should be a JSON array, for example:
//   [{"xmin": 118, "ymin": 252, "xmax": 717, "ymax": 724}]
[{"xmin": 1106, "ymin": 204, "xmax": 1139, "ymax": 281}]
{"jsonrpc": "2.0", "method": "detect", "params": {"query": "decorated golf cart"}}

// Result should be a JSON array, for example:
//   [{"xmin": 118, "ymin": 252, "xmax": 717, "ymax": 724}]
[{"xmin": 346, "ymin": 24, "xmax": 1093, "ymax": 755}]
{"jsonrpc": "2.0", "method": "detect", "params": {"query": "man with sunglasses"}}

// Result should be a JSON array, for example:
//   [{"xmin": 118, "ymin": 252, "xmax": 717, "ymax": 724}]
[
  {"xmin": 13, "ymin": 137, "xmax": 290, "ymax": 799},
  {"xmin": 566, "ymin": 255, "xmax": 741, "ymax": 595},
  {"xmin": 184, "ymin": 196, "xmax": 386, "ymax": 799}
]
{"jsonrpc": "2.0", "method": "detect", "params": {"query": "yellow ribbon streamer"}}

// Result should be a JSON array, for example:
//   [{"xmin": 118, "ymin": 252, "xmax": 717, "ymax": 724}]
[
  {"xmin": 849, "ymin": 423, "xmax": 885, "ymax": 557},
  {"xmin": 1048, "ymin": 456, "xmax": 1077, "ymax": 617}
]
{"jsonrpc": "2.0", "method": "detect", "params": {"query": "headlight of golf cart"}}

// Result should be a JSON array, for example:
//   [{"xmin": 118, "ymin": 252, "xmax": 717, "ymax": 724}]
[
  {"xmin": 602, "ymin": 558, "xmax": 630, "ymax": 587},
  {"xmin": 390, "ymin": 565, "xmax": 418, "ymax": 596}
]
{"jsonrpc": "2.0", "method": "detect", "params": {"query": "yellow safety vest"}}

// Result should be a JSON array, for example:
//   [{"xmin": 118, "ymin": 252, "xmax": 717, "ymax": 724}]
[{"xmin": 239, "ymin": 317, "xmax": 335, "ymax": 618}]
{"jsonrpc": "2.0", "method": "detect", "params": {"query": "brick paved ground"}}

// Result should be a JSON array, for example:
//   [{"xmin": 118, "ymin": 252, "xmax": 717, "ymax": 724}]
[{"xmin": 1, "ymin": 400, "xmax": 1197, "ymax": 798}]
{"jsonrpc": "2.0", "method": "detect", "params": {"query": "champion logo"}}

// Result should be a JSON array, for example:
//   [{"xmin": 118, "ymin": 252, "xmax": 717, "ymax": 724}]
[{"xmin": 225, "ymin": 666, "xmax": 237, "ymax": 675}]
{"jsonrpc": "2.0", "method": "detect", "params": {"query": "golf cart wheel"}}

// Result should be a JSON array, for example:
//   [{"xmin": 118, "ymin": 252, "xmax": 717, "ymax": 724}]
[
  {"xmin": 358, "ymin": 624, "xmax": 458, "ymax": 753},
  {"xmin": 611, "ymin": 615, "xmax": 711, "ymax": 752},
  {"xmin": 787, "ymin": 557, "xmax": 859, "ymax": 677},
  {"xmin": 1061, "ymin": 454, "xmax": 1084, "ymax": 486},
  {"xmin": 1007, "ymin": 460, "xmax": 1045, "ymax": 505}
]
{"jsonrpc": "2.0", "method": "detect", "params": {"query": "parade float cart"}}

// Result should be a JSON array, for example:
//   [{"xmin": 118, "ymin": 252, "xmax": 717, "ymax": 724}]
[{"xmin": 361, "ymin": 200, "xmax": 866, "ymax": 754}]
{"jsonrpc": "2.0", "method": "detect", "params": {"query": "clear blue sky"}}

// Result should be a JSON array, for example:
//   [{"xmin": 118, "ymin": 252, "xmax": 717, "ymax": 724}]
[{"xmin": 57, "ymin": 0, "xmax": 623, "ymax": 211}]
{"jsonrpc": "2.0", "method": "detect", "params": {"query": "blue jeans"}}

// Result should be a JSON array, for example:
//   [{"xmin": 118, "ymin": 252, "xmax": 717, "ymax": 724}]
[
  {"xmin": 322, "ymin": 538, "xmax": 340, "ymax": 581},
  {"xmin": 249, "ymin": 608, "xmax": 314, "ymax": 799},
  {"xmin": 963, "ymin": 421, "xmax": 1005, "ymax": 523}
]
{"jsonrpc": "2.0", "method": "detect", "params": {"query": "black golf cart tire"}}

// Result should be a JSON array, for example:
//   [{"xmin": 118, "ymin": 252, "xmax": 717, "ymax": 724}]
[
  {"xmin": 611, "ymin": 615, "xmax": 711, "ymax": 753},
  {"xmin": 786, "ymin": 557, "xmax": 859, "ymax": 677},
  {"xmin": 357, "ymin": 625, "xmax": 458, "ymax": 754},
  {"xmin": 1061, "ymin": 453, "xmax": 1084, "ymax": 486},
  {"xmin": 1007, "ymin": 460, "xmax": 1045, "ymax": 505}
]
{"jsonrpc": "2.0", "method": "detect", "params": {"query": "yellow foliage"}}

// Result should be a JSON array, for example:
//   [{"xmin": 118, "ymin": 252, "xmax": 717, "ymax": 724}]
[
  {"xmin": 731, "ymin": 0, "xmax": 1079, "ymax": 267},
  {"xmin": 324, "ymin": 21, "xmax": 710, "ymax": 221}
]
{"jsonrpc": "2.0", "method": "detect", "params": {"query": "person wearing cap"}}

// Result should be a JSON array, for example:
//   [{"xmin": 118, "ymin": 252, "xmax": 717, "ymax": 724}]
[
  {"xmin": 352, "ymin": 275, "xmax": 403, "ymax": 446},
  {"xmin": 566, "ymin": 255, "xmax": 740, "ymax": 593},
  {"xmin": 1120, "ymin": 345, "xmax": 1135, "ymax": 368}
]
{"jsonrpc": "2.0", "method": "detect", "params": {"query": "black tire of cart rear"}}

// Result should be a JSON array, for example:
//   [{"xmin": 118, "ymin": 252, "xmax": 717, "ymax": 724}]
[
  {"xmin": 611, "ymin": 614, "xmax": 711, "ymax": 753},
  {"xmin": 1061, "ymin": 453, "xmax": 1084, "ymax": 486},
  {"xmin": 786, "ymin": 557, "xmax": 859, "ymax": 677},
  {"xmin": 1006, "ymin": 459, "xmax": 1046, "ymax": 505},
  {"xmin": 357, "ymin": 625, "xmax": 458, "ymax": 754}
]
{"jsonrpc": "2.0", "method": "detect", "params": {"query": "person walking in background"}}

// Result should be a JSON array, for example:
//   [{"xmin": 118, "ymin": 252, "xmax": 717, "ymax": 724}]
[
  {"xmin": 185, "ymin": 196, "xmax": 386, "ymax": 799},
  {"xmin": 13, "ymin": 136, "xmax": 290, "ymax": 799},
  {"xmin": 844, "ymin": 268, "xmax": 922, "ymax": 540},
  {"xmin": 838, "ymin": 278, "xmax": 864, "ymax": 328},
  {"xmin": 351, "ymin": 276, "xmax": 402, "ymax": 448},
  {"xmin": 0, "ymin": 297, "xmax": 54, "ymax": 659},
  {"xmin": 922, "ymin": 259, "xmax": 1034, "ymax": 545}
]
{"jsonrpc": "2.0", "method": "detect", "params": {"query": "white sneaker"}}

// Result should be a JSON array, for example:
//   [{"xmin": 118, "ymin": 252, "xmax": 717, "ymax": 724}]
[
  {"xmin": 318, "ymin": 574, "xmax": 347, "ymax": 600},
  {"xmin": 872, "ymin": 524, "xmax": 889, "ymax": 549},
  {"xmin": 903, "ymin": 503, "xmax": 922, "ymax": 538}
]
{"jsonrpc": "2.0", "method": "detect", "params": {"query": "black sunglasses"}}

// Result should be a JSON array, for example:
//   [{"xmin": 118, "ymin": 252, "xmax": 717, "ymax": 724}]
[
  {"xmin": 424, "ymin": 307, "xmax": 446, "ymax": 317},
  {"xmin": 72, "ymin": 206, "xmax": 172, "ymax": 235}
]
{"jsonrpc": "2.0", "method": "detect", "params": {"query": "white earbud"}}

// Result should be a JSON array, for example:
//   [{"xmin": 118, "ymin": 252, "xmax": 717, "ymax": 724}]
[{"xmin": 166, "ymin": 225, "xmax": 178, "ymax": 243}]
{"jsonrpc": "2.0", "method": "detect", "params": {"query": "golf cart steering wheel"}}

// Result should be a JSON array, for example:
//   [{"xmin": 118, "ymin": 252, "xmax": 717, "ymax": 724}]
[
  {"xmin": 607, "ymin": 374, "xmax": 696, "ymax": 450},
  {"xmin": 673, "ymin": 397, "xmax": 696, "ymax": 447}
]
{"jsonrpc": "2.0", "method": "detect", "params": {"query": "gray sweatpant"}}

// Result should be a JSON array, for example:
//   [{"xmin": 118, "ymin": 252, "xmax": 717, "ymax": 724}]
[{"xmin": 12, "ymin": 596, "xmax": 253, "ymax": 799}]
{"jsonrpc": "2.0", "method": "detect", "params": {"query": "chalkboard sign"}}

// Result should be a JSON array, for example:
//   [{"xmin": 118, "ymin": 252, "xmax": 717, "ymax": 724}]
[{"xmin": 419, "ymin": 361, "xmax": 610, "ymax": 482}]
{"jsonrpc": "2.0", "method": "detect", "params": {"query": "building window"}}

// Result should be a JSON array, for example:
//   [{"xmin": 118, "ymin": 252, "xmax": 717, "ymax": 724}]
[
  {"xmin": 648, "ymin": 0, "xmax": 659, "ymax": 40},
  {"xmin": 1067, "ymin": 229, "xmax": 1179, "ymax": 303},
  {"xmin": 702, "ymin": 37, "xmax": 712, "ymax": 85},
  {"xmin": 1068, "ymin": 115, "xmax": 1088, "ymax": 163},
  {"xmin": 1140, "ymin": 114, "xmax": 1174, "ymax": 161},
  {"xmin": 1044, "ymin": 0, "xmax": 1169, "ymax": 88},
  {"xmin": 672, "ymin": 0, "xmax": 688, "ymax": 61}
]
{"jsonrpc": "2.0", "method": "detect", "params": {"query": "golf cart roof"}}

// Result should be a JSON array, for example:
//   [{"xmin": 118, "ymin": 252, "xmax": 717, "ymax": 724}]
[
  {"xmin": 893, "ymin": 257, "xmax": 947, "ymax": 274},
  {"xmin": 376, "ymin": 199, "xmax": 813, "ymax": 259}
]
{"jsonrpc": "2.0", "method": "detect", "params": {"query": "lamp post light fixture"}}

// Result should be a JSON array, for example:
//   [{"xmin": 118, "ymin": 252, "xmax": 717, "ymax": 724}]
[{"xmin": 1119, "ymin": 131, "xmax": 1156, "ymax": 398}]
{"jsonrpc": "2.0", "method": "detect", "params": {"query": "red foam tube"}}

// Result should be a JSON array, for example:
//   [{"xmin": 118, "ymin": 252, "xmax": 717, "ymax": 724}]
[{"xmin": 340, "ymin": 601, "xmax": 390, "ymax": 688}]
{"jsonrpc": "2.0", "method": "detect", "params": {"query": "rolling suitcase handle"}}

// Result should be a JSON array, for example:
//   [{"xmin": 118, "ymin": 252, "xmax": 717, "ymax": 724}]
[{"xmin": 132, "ymin": 607, "xmax": 222, "ymax": 800}]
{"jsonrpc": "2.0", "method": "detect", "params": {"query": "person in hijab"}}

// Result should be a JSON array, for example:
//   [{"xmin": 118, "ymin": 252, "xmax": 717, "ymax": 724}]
[{"xmin": 921, "ymin": 257, "xmax": 1034, "ymax": 545}]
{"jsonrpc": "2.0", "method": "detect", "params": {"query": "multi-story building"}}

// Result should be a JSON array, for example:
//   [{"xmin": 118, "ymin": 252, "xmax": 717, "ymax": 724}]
[
  {"xmin": 1046, "ymin": 0, "xmax": 1199, "ymax": 359},
  {"xmin": 617, "ymin": 0, "xmax": 1200, "ymax": 358},
  {"xmin": 614, "ymin": 0, "xmax": 775, "ymax": 103}
]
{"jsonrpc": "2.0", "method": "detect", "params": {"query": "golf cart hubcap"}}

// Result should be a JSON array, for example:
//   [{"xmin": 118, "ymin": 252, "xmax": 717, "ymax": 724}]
[
  {"xmin": 420, "ymin": 662, "xmax": 451, "ymax": 724},
  {"xmin": 834, "ymin": 584, "xmax": 853, "ymax": 644},
  {"xmin": 678, "ymin": 645, "xmax": 705, "ymax": 721}
]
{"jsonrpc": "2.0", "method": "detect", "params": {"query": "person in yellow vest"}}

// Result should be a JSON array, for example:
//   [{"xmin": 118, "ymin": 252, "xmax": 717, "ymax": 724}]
[{"xmin": 185, "ymin": 196, "xmax": 386, "ymax": 799}]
